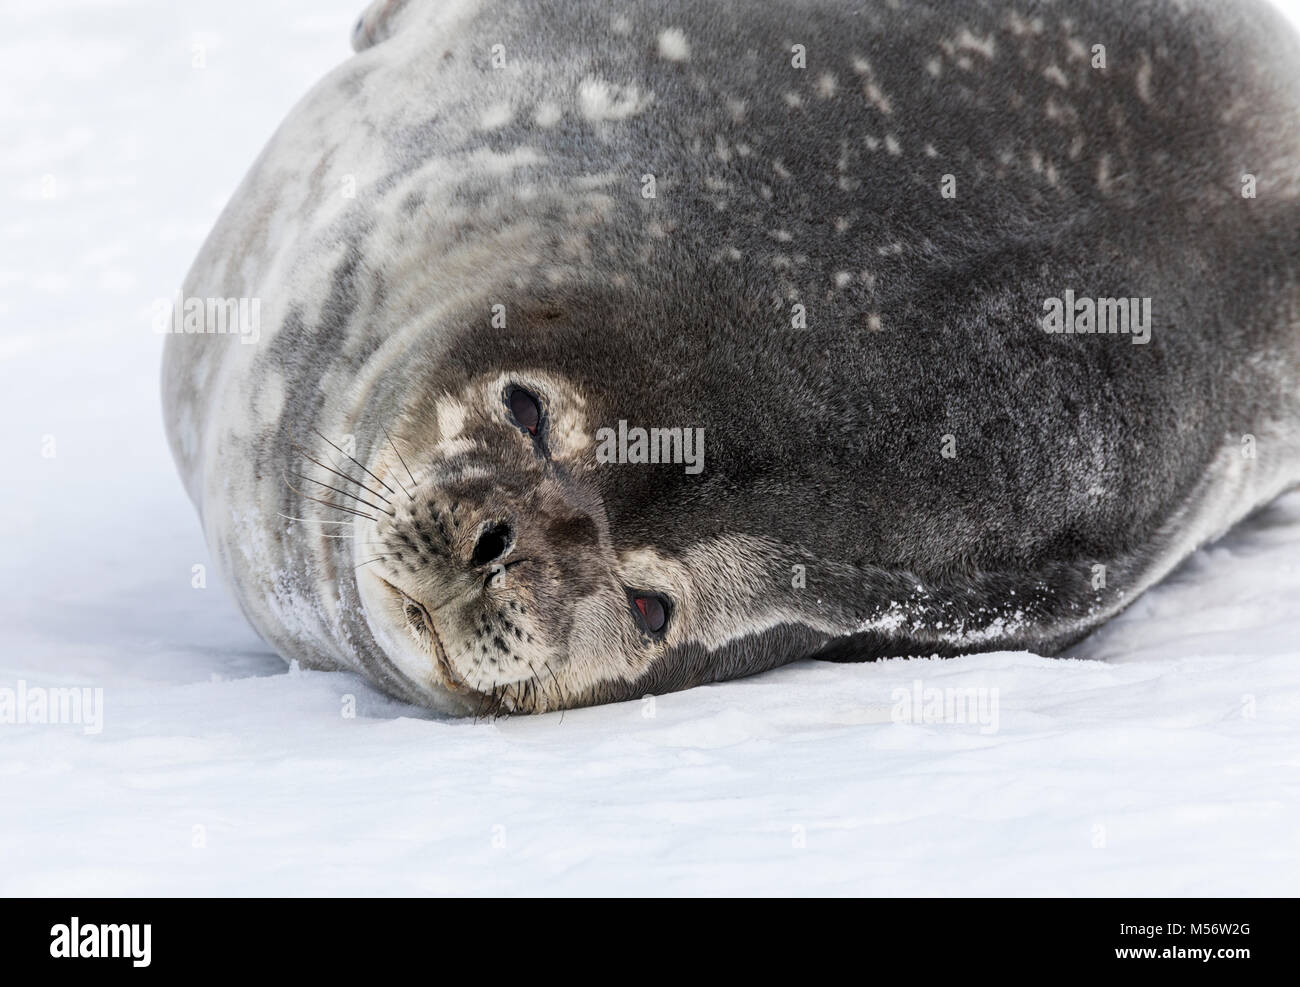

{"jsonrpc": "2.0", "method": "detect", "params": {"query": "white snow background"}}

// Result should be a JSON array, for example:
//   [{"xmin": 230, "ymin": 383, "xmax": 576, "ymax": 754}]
[{"xmin": 2, "ymin": 0, "xmax": 1299, "ymax": 896}]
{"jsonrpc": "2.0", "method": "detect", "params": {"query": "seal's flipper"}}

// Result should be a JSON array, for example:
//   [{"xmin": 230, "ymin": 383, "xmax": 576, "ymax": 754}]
[{"xmin": 350, "ymin": 0, "xmax": 415, "ymax": 53}]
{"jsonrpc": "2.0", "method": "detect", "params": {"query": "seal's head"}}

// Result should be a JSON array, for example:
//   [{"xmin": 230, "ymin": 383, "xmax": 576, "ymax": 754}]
[
  {"xmin": 363, "ymin": 366, "xmax": 659, "ymax": 714},
  {"xmin": 351, "ymin": 279, "xmax": 856, "ymax": 715}
]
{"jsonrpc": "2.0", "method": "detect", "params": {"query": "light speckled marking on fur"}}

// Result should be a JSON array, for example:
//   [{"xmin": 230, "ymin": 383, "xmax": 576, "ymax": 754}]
[{"xmin": 657, "ymin": 27, "xmax": 690, "ymax": 62}]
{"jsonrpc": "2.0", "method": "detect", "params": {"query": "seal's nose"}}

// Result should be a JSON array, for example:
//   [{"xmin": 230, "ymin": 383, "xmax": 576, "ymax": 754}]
[{"xmin": 469, "ymin": 520, "xmax": 513, "ymax": 567}]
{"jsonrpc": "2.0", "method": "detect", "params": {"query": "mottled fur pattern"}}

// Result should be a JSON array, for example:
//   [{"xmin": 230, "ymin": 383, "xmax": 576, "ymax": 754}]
[{"xmin": 163, "ymin": 0, "xmax": 1300, "ymax": 713}]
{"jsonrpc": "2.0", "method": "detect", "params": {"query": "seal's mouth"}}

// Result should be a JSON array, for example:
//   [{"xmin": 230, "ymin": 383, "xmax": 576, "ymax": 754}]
[{"xmin": 374, "ymin": 575, "xmax": 467, "ymax": 695}]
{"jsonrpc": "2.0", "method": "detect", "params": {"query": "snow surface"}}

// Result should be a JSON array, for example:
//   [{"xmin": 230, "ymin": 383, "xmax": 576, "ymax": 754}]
[{"xmin": 2, "ymin": 0, "xmax": 1299, "ymax": 896}]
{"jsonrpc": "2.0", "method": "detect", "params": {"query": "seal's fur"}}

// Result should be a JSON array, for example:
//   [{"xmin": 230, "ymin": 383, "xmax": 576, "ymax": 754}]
[{"xmin": 163, "ymin": 0, "xmax": 1300, "ymax": 712}]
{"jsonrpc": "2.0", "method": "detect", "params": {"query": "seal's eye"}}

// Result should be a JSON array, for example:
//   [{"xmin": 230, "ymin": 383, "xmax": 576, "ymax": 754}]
[
  {"xmin": 507, "ymin": 386, "xmax": 542, "ymax": 435},
  {"xmin": 629, "ymin": 592, "xmax": 670, "ymax": 637}
]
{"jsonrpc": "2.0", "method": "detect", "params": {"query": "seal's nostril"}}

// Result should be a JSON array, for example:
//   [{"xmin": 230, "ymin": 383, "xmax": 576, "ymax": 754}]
[{"xmin": 470, "ymin": 521, "xmax": 512, "ymax": 567}]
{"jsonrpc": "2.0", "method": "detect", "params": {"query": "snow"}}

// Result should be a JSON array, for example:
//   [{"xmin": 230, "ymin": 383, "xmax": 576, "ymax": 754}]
[{"xmin": 2, "ymin": 0, "xmax": 1299, "ymax": 896}]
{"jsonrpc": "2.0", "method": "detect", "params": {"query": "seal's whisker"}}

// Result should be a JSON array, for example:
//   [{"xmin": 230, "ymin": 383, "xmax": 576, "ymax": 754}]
[
  {"xmin": 355, "ymin": 556, "xmax": 390, "ymax": 570},
  {"xmin": 276, "ymin": 513, "xmax": 354, "ymax": 526},
  {"xmin": 297, "ymin": 494, "xmax": 376, "ymax": 522},
  {"xmin": 478, "ymin": 683, "xmax": 503, "ymax": 722},
  {"xmin": 291, "ymin": 442, "xmax": 391, "ymax": 504},
  {"xmin": 377, "ymin": 423, "xmax": 416, "ymax": 501},
  {"xmin": 282, "ymin": 470, "xmax": 378, "ymax": 522},
  {"xmin": 292, "ymin": 471, "xmax": 392, "ymax": 514},
  {"xmin": 290, "ymin": 471, "xmax": 396, "ymax": 517},
  {"xmin": 381, "ymin": 424, "xmax": 418, "ymax": 500},
  {"xmin": 312, "ymin": 427, "xmax": 403, "ymax": 501},
  {"xmin": 513, "ymin": 681, "xmax": 527, "ymax": 718},
  {"xmin": 542, "ymin": 659, "xmax": 567, "ymax": 721},
  {"xmin": 523, "ymin": 658, "xmax": 556, "ymax": 718},
  {"xmin": 492, "ymin": 686, "xmax": 510, "ymax": 721}
]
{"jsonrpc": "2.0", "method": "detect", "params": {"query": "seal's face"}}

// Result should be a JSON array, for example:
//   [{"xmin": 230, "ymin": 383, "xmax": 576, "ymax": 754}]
[
  {"xmin": 346, "ymin": 284, "xmax": 887, "ymax": 714},
  {"xmin": 359, "ymin": 368, "xmax": 707, "ymax": 713}
]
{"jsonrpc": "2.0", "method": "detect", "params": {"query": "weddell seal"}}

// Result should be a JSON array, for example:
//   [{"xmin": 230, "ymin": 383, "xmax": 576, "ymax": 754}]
[{"xmin": 162, "ymin": 0, "xmax": 1300, "ymax": 714}]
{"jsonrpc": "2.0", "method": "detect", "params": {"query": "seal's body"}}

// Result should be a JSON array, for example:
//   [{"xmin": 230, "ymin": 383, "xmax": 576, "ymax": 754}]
[{"xmin": 163, "ymin": 0, "xmax": 1300, "ymax": 713}]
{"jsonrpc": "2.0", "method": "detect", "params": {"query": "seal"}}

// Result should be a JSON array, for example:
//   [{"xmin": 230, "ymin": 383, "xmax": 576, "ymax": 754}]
[{"xmin": 162, "ymin": 0, "xmax": 1300, "ymax": 714}]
